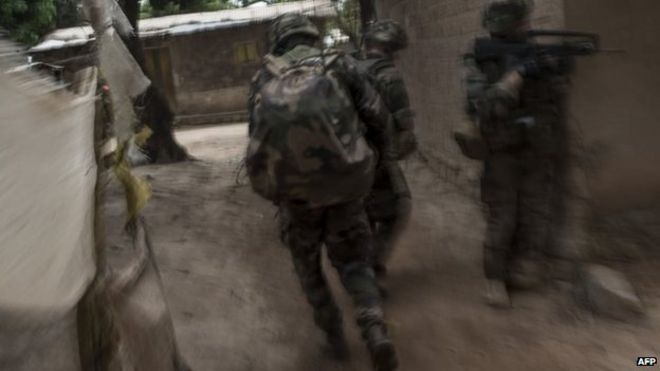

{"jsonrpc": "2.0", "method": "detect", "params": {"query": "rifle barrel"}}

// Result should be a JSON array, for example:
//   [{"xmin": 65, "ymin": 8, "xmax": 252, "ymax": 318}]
[{"xmin": 598, "ymin": 48, "xmax": 626, "ymax": 53}]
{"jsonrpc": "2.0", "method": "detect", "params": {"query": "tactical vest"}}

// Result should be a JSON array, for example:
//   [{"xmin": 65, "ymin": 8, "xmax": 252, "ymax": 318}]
[
  {"xmin": 359, "ymin": 57, "xmax": 394, "ymax": 97},
  {"xmin": 477, "ymin": 56, "xmax": 569, "ymax": 155},
  {"xmin": 359, "ymin": 56, "xmax": 415, "ymax": 131}
]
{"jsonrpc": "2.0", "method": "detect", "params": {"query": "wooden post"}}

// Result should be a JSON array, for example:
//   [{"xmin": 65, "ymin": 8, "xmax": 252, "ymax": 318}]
[{"xmin": 359, "ymin": 0, "xmax": 377, "ymax": 32}]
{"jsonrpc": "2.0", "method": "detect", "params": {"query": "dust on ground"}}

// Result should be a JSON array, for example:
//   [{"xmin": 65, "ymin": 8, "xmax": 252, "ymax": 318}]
[{"xmin": 105, "ymin": 123, "xmax": 660, "ymax": 371}]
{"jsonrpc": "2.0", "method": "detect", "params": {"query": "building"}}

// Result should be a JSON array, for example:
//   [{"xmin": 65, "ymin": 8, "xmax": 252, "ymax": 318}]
[{"xmin": 30, "ymin": 0, "xmax": 336, "ymax": 124}]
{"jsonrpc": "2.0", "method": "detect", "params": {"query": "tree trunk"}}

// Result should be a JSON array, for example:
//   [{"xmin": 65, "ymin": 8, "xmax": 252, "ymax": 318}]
[
  {"xmin": 359, "ymin": 0, "xmax": 377, "ymax": 32},
  {"xmin": 120, "ymin": 0, "xmax": 190, "ymax": 163}
]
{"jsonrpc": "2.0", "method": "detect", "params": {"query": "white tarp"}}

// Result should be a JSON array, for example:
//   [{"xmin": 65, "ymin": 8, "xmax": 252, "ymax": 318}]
[
  {"xmin": 97, "ymin": 27, "xmax": 150, "ymax": 143},
  {"xmin": 0, "ymin": 68, "xmax": 97, "ymax": 324}
]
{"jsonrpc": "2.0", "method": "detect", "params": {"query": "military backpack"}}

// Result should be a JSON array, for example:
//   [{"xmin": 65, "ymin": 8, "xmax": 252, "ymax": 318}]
[{"xmin": 247, "ymin": 50, "xmax": 375, "ymax": 206}]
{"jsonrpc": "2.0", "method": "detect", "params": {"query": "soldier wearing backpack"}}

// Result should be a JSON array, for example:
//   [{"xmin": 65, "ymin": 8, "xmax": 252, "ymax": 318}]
[
  {"xmin": 246, "ymin": 14, "xmax": 399, "ymax": 371},
  {"xmin": 359, "ymin": 20, "xmax": 418, "ymax": 278}
]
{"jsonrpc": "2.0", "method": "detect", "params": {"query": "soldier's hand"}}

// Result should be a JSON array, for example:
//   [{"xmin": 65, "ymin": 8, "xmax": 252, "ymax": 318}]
[
  {"xmin": 482, "ymin": 83, "xmax": 518, "ymax": 119},
  {"xmin": 395, "ymin": 129, "xmax": 418, "ymax": 160},
  {"xmin": 514, "ymin": 54, "xmax": 561, "ymax": 78}
]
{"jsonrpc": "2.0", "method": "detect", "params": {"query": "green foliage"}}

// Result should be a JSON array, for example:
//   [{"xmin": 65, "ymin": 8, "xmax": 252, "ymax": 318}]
[
  {"xmin": 178, "ymin": 0, "xmax": 207, "ymax": 11},
  {"xmin": 55, "ymin": 0, "xmax": 81, "ymax": 28},
  {"xmin": 0, "ymin": 0, "xmax": 57, "ymax": 45},
  {"xmin": 154, "ymin": 2, "xmax": 180, "ymax": 16},
  {"xmin": 202, "ymin": 0, "xmax": 236, "ymax": 11},
  {"xmin": 148, "ymin": 0, "xmax": 174, "ymax": 13},
  {"xmin": 139, "ymin": 2, "xmax": 153, "ymax": 18},
  {"xmin": 329, "ymin": 0, "xmax": 360, "ymax": 47}
]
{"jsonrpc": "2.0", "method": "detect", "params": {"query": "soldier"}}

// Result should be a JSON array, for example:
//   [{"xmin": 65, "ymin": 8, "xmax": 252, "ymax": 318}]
[
  {"xmin": 247, "ymin": 14, "xmax": 398, "ymax": 371},
  {"xmin": 359, "ymin": 20, "xmax": 418, "ymax": 277},
  {"xmin": 461, "ymin": 0, "xmax": 569, "ymax": 307}
]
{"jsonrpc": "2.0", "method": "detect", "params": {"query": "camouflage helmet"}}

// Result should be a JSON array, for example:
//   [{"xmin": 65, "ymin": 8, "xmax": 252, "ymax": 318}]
[
  {"xmin": 364, "ymin": 19, "xmax": 409, "ymax": 52},
  {"xmin": 482, "ymin": 0, "xmax": 533, "ymax": 34},
  {"xmin": 268, "ymin": 13, "xmax": 320, "ymax": 51}
]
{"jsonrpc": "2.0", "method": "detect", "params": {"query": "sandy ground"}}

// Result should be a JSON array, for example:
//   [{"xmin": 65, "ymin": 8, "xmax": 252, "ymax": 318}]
[{"xmin": 105, "ymin": 123, "xmax": 660, "ymax": 371}]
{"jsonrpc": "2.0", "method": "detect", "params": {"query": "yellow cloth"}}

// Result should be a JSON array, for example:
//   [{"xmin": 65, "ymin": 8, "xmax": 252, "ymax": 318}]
[{"xmin": 113, "ymin": 138, "xmax": 152, "ymax": 223}]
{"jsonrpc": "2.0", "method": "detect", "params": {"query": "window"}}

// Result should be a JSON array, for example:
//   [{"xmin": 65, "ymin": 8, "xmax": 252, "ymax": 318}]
[{"xmin": 234, "ymin": 42, "xmax": 259, "ymax": 64}]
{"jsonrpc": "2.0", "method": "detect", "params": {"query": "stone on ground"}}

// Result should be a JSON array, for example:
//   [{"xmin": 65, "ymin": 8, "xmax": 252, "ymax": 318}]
[{"xmin": 575, "ymin": 264, "xmax": 644, "ymax": 321}]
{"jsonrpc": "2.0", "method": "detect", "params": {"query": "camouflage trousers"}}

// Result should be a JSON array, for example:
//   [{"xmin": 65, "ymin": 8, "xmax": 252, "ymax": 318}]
[
  {"xmin": 279, "ymin": 199, "xmax": 385, "ymax": 336},
  {"xmin": 365, "ymin": 162, "xmax": 412, "ymax": 269},
  {"xmin": 481, "ymin": 150, "xmax": 559, "ymax": 280}
]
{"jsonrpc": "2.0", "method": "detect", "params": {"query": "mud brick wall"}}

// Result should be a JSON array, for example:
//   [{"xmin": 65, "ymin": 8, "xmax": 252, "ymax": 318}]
[
  {"xmin": 564, "ymin": 0, "xmax": 660, "ymax": 208},
  {"xmin": 376, "ymin": 0, "xmax": 564, "ymax": 187},
  {"xmin": 564, "ymin": 0, "xmax": 660, "ymax": 258},
  {"xmin": 142, "ymin": 18, "xmax": 327, "ymax": 121},
  {"xmin": 166, "ymin": 23, "xmax": 270, "ymax": 116}
]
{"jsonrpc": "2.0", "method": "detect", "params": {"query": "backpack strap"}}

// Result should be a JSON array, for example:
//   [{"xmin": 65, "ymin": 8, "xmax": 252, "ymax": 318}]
[
  {"xmin": 263, "ymin": 54, "xmax": 292, "ymax": 78},
  {"xmin": 295, "ymin": 50, "xmax": 341, "ymax": 72},
  {"xmin": 320, "ymin": 50, "xmax": 340, "ymax": 70},
  {"xmin": 265, "ymin": 50, "xmax": 341, "ymax": 77},
  {"xmin": 367, "ymin": 57, "xmax": 395, "ymax": 77}
]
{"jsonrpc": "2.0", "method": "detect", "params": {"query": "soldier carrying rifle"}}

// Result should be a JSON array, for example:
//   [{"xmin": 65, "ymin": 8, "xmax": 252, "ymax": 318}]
[{"xmin": 456, "ymin": 0, "xmax": 601, "ymax": 307}]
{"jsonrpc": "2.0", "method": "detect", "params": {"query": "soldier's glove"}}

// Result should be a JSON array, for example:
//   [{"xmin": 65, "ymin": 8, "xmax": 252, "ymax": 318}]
[
  {"xmin": 395, "ymin": 129, "xmax": 418, "ymax": 160},
  {"xmin": 481, "ymin": 83, "xmax": 519, "ymax": 119},
  {"xmin": 513, "ymin": 54, "xmax": 561, "ymax": 78},
  {"xmin": 453, "ymin": 131, "xmax": 488, "ymax": 160}
]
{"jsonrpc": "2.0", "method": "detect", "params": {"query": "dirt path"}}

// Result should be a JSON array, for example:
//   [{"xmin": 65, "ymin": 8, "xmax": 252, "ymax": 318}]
[{"xmin": 105, "ymin": 124, "xmax": 660, "ymax": 371}]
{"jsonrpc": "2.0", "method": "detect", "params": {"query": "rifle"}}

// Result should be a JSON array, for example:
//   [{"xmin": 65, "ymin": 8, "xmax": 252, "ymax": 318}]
[
  {"xmin": 455, "ymin": 30, "xmax": 604, "ymax": 160},
  {"xmin": 472, "ymin": 30, "xmax": 601, "ymax": 75}
]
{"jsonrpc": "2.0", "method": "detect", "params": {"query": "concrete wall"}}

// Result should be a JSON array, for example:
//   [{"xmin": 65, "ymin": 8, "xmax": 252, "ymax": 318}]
[{"xmin": 376, "ymin": 0, "xmax": 564, "ymax": 185}]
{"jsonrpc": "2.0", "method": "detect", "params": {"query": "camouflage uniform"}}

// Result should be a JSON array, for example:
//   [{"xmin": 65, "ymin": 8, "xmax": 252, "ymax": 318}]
[
  {"xmin": 247, "ymin": 14, "xmax": 398, "ymax": 370},
  {"xmin": 465, "ymin": 0, "xmax": 568, "ymax": 285},
  {"xmin": 360, "ymin": 20, "xmax": 416, "ymax": 274},
  {"xmin": 277, "ymin": 200, "xmax": 382, "ymax": 337}
]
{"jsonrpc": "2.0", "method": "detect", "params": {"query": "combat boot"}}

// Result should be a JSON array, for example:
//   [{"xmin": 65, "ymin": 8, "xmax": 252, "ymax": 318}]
[
  {"xmin": 485, "ymin": 279, "xmax": 511, "ymax": 308},
  {"xmin": 357, "ymin": 308, "xmax": 398, "ymax": 371},
  {"xmin": 365, "ymin": 324, "xmax": 398, "ymax": 371}
]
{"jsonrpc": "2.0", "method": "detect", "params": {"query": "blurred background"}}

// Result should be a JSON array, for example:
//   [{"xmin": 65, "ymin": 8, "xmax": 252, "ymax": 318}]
[{"xmin": 1, "ymin": 0, "xmax": 659, "ymax": 370}]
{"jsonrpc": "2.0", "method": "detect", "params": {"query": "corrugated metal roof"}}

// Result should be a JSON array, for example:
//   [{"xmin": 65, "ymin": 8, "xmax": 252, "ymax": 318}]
[
  {"xmin": 2, "ymin": 36, "xmax": 69, "ymax": 97},
  {"xmin": 30, "ymin": 0, "xmax": 336, "ymax": 53}
]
